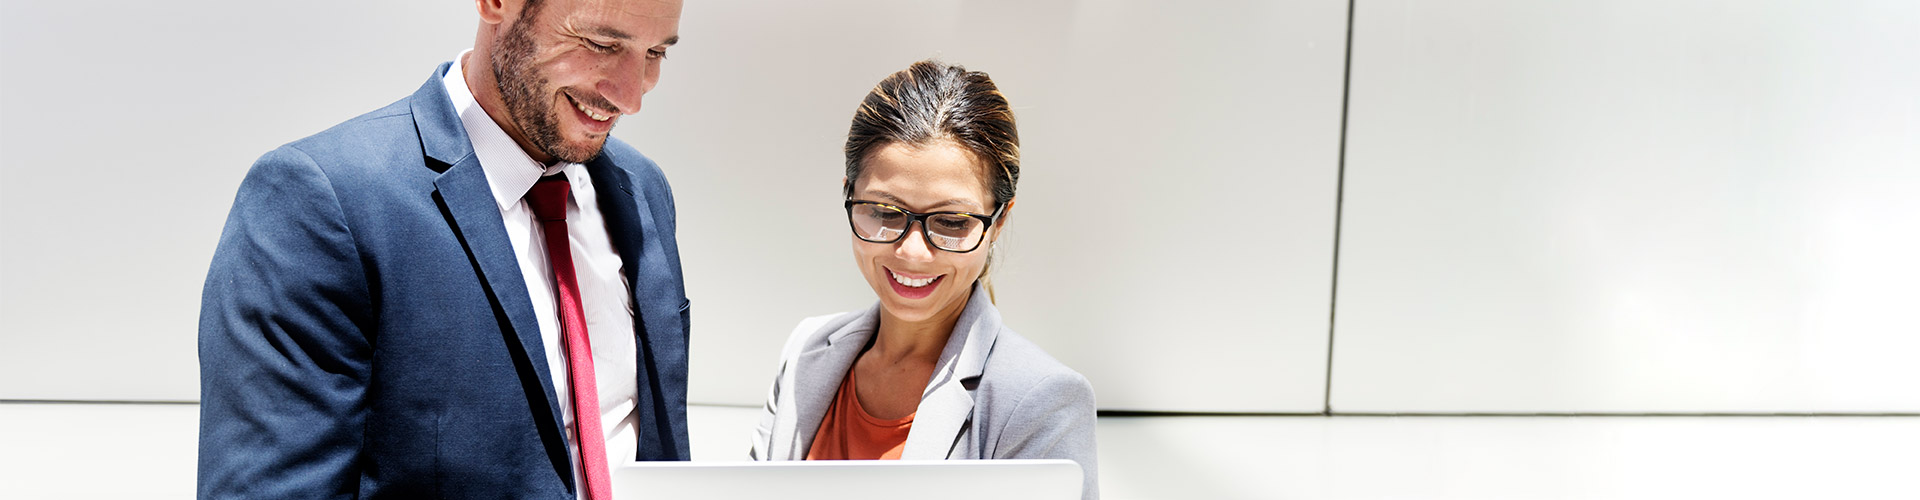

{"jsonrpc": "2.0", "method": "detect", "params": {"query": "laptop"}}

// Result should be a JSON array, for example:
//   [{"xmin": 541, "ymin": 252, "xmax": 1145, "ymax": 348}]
[{"xmin": 611, "ymin": 459, "xmax": 1083, "ymax": 500}]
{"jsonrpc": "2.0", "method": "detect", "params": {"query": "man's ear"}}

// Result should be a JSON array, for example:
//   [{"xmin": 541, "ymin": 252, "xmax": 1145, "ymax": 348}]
[{"xmin": 475, "ymin": 0, "xmax": 512, "ymax": 25}]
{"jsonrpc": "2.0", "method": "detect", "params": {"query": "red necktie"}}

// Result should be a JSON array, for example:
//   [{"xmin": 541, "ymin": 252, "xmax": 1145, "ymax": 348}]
[{"xmin": 525, "ymin": 175, "xmax": 613, "ymax": 500}]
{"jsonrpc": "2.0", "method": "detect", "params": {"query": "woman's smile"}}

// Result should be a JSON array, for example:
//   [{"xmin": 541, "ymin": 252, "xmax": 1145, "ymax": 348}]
[{"xmin": 886, "ymin": 267, "xmax": 943, "ymax": 299}]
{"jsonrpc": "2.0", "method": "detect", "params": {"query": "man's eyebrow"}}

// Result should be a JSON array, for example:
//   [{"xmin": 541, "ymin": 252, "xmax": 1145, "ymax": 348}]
[
  {"xmin": 588, "ymin": 26, "xmax": 633, "ymax": 40},
  {"xmin": 580, "ymin": 23, "xmax": 676, "ymax": 46}
]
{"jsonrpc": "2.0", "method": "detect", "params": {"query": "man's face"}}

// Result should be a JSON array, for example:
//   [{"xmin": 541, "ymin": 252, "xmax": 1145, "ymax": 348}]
[{"xmin": 493, "ymin": 0, "xmax": 682, "ymax": 164}]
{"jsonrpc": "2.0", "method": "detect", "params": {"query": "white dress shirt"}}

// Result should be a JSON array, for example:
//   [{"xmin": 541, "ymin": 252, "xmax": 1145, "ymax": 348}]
[{"xmin": 444, "ymin": 50, "xmax": 640, "ymax": 497}]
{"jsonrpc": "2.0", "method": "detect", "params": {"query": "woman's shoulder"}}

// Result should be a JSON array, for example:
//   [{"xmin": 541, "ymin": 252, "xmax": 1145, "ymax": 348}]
[
  {"xmin": 777, "ymin": 307, "xmax": 878, "ymax": 360},
  {"xmin": 978, "ymin": 327, "xmax": 1095, "ymax": 403}
]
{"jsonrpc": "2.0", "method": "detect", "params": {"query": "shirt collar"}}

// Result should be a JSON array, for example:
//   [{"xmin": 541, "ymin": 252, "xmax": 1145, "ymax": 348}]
[{"xmin": 443, "ymin": 49, "xmax": 584, "ymax": 211}]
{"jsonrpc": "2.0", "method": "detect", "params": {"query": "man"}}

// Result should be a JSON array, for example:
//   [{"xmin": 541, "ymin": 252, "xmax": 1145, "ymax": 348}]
[{"xmin": 198, "ymin": 0, "xmax": 688, "ymax": 498}]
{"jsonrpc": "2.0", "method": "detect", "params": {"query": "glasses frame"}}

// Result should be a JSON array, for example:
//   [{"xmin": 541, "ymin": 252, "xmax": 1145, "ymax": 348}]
[{"xmin": 844, "ymin": 199, "xmax": 1006, "ymax": 253}]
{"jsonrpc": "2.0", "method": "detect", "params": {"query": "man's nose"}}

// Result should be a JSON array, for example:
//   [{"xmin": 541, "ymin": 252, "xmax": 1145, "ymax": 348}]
[{"xmin": 598, "ymin": 54, "xmax": 656, "ymax": 115}]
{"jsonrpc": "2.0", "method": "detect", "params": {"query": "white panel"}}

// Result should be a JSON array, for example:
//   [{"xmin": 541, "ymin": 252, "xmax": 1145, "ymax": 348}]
[
  {"xmin": 1334, "ymin": 1, "xmax": 1920, "ymax": 412},
  {"xmin": 0, "ymin": 2, "xmax": 472, "ymax": 400},
  {"xmin": 1096, "ymin": 415, "xmax": 1920, "ymax": 499},
  {"xmin": 688, "ymin": 404, "xmax": 761, "ymax": 462},
  {"xmin": 8, "ymin": 403, "xmax": 1916, "ymax": 499},
  {"xmin": 630, "ymin": 0, "xmax": 1348, "ymax": 411},
  {"xmin": 0, "ymin": 403, "xmax": 200, "ymax": 497}
]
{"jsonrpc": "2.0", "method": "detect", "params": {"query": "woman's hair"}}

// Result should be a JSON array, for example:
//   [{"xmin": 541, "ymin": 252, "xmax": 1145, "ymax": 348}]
[{"xmin": 844, "ymin": 59, "xmax": 1020, "ymax": 302}]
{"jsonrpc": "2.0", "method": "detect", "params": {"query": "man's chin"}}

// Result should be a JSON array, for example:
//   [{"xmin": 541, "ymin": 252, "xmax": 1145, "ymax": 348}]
[{"xmin": 545, "ymin": 137, "xmax": 609, "ymax": 164}]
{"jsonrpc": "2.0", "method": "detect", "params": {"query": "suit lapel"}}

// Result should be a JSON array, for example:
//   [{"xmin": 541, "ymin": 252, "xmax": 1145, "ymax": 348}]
[
  {"xmin": 412, "ymin": 64, "xmax": 570, "ymax": 470},
  {"xmin": 584, "ymin": 158, "xmax": 691, "ymax": 459},
  {"xmin": 433, "ymin": 159, "xmax": 559, "ymax": 413},
  {"xmin": 903, "ymin": 282, "xmax": 1000, "ymax": 459}
]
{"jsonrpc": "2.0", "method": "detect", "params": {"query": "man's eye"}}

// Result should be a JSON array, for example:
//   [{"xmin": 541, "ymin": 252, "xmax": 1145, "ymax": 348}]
[
  {"xmin": 647, "ymin": 48, "xmax": 668, "ymax": 59},
  {"xmin": 585, "ymin": 39, "xmax": 616, "ymax": 52}
]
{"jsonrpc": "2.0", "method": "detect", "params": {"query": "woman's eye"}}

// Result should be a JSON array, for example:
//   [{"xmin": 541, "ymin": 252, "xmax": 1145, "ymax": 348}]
[{"xmin": 935, "ymin": 218, "xmax": 972, "ymax": 231}]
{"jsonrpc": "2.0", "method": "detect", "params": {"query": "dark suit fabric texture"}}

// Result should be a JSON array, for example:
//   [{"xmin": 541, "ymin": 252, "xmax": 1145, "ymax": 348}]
[{"xmin": 197, "ymin": 62, "xmax": 691, "ymax": 499}]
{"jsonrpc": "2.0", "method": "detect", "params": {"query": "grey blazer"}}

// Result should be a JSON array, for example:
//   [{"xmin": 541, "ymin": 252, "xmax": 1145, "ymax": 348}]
[{"xmin": 749, "ymin": 282, "xmax": 1099, "ymax": 499}]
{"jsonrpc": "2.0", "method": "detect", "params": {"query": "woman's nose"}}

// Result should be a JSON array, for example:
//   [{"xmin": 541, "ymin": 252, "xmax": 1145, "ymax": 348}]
[{"xmin": 894, "ymin": 222, "xmax": 936, "ymax": 261}]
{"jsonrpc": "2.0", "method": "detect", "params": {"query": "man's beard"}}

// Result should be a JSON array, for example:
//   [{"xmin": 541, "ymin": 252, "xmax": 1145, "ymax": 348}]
[{"xmin": 492, "ymin": 10, "xmax": 605, "ymax": 164}]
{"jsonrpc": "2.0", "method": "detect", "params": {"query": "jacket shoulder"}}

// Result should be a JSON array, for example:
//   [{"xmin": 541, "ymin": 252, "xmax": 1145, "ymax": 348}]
[
  {"xmin": 976, "ymin": 327, "xmax": 1097, "ymax": 426},
  {"xmin": 780, "ymin": 311, "xmax": 860, "ymax": 360},
  {"xmin": 290, "ymin": 98, "xmax": 419, "ymax": 160},
  {"xmin": 982, "ymin": 328, "xmax": 1090, "ymax": 392},
  {"xmin": 254, "ymin": 96, "xmax": 427, "ymax": 189},
  {"xmin": 597, "ymin": 138, "xmax": 669, "ymax": 190}
]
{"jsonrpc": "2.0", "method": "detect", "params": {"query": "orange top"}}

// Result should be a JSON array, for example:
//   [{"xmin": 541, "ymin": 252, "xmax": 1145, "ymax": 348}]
[{"xmin": 805, "ymin": 369, "xmax": 915, "ymax": 460}]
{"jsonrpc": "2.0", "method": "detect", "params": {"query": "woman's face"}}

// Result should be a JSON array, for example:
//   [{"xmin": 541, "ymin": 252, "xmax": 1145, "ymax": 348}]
[{"xmin": 848, "ymin": 140, "xmax": 1008, "ymax": 325}]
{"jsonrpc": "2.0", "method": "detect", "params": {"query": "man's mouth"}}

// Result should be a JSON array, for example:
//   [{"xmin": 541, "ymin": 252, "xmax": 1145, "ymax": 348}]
[{"xmin": 566, "ymin": 92, "xmax": 615, "ymax": 122}]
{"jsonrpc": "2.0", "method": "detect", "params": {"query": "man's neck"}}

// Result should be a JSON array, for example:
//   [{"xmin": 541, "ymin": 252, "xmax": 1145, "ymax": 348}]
[{"xmin": 459, "ymin": 50, "xmax": 555, "ymax": 165}]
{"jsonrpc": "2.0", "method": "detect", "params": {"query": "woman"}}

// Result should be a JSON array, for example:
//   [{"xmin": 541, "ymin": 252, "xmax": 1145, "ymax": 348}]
[{"xmin": 750, "ymin": 60, "xmax": 1099, "ymax": 499}]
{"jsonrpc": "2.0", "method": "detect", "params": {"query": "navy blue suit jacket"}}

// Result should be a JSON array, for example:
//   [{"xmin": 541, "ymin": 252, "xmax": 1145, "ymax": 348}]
[{"xmin": 198, "ymin": 63, "xmax": 690, "ymax": 499}]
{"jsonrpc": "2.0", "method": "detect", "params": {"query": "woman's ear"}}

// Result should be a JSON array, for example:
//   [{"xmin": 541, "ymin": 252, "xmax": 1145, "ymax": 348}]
[{"xmin": 989, "ymin": 198, "xmax": 1015, "ymax": 241}]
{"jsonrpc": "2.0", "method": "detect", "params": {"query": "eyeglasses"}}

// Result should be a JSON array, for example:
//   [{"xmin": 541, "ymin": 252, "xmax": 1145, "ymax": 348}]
[{"xmin": 845, "ymin": 199, "xmax": 1005, "ymax": 253}]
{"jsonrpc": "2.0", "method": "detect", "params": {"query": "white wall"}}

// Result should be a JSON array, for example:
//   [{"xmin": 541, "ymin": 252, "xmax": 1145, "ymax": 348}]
[
  {"xmin": 0, "ymin": 0, "xmax": 472, "ymax": 401},
  {"xmin": 1331, "ymin": 0, "xmax": 1920, "ymax": 413},
  {"xmin": 1, "ymin": 0, "xmax": 1350, "ymax": 413},
  {"xmin": 630, "ymin": 0, "xmax": 1347, "ymax": 412},
  {"xmin": 2, "ymin": 0, "xmax": 1915, "ymax": 415},
  {"xmin": 7, "ymin": 1, "xmax": 1920, "ymax": 499}
]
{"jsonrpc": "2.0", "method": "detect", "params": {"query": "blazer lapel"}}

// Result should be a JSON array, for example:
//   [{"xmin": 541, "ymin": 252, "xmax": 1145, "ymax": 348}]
[
  {"xmin": 902, "ymin": 282, "xmax": 1001, "ymax": 459},
  {"xmin": 413, "ymin": 64, "xmax": 569, "ymax": 469}
]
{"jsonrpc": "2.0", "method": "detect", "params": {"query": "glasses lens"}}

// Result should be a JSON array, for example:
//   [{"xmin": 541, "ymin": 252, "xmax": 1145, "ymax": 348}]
[
  {"xmin": 925, "ymin": 214, "xmax": 985, "ymax": 251},
  {"xmin": 850, "ymin": 203, "xmax": 909, "ymax": 242}
]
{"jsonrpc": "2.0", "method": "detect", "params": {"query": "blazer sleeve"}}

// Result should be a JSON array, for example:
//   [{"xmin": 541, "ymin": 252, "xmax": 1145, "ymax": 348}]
[
  {"xmin": 197, "ymin": 145, "xmax": 373, "ymax": 499},
  {"xmin": 747, "ymin": 356, "xmax": 787, "ymax": 461},
  {"xmin": 749, "ymin": 316, "xmax": 809, "ymax": 461},
  {"xmin": 995, "ymin": 371, "xmax": 1101, "ymax": 500},
  {"xmin": 749, "ymin": 314, "xmax": 841, "ymax": 460}
]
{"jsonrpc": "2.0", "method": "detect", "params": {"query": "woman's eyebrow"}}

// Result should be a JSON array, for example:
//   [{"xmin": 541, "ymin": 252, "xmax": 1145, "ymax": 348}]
[{"xmin": 863, "ymin": 191, "xmax": 982, "ymax": 212}]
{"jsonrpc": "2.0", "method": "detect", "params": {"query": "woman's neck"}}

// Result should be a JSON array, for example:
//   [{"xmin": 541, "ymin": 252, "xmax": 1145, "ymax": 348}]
[{"xmin": 868, "ymin": 287, "xmax": 974, "ymax": 366}]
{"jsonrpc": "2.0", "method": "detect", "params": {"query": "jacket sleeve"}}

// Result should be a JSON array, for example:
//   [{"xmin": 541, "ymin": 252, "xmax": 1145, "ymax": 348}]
[
  {"xmin": 197, "ymin": 145, "xmax": 373, "ymax": 499},
  {"xmin": 750, "ymin": 314, "xmax": 840, "ymax": 460},
  {"xmin": 748, "ymin": 356, "xmax": 787, "ymax": 461},
  {"xmin": 995, "ymin": 371, "xmax": 1101, "ymax": 500}
]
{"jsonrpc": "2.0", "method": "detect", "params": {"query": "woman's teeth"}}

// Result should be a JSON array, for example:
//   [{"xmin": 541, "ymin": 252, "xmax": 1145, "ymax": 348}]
[
  {"xmin": 890, "ymin": 270, "xmax": 936, "ymax": 288},
  {"xmin": 576, "ymin": 101, "xmax": 612, "ymax": 121}
]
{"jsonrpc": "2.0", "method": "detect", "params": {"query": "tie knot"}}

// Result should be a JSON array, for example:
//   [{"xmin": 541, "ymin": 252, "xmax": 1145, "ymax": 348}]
[{"xmin": 526, "ymin": 175, "xmax": 571, "ymax": 222}]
